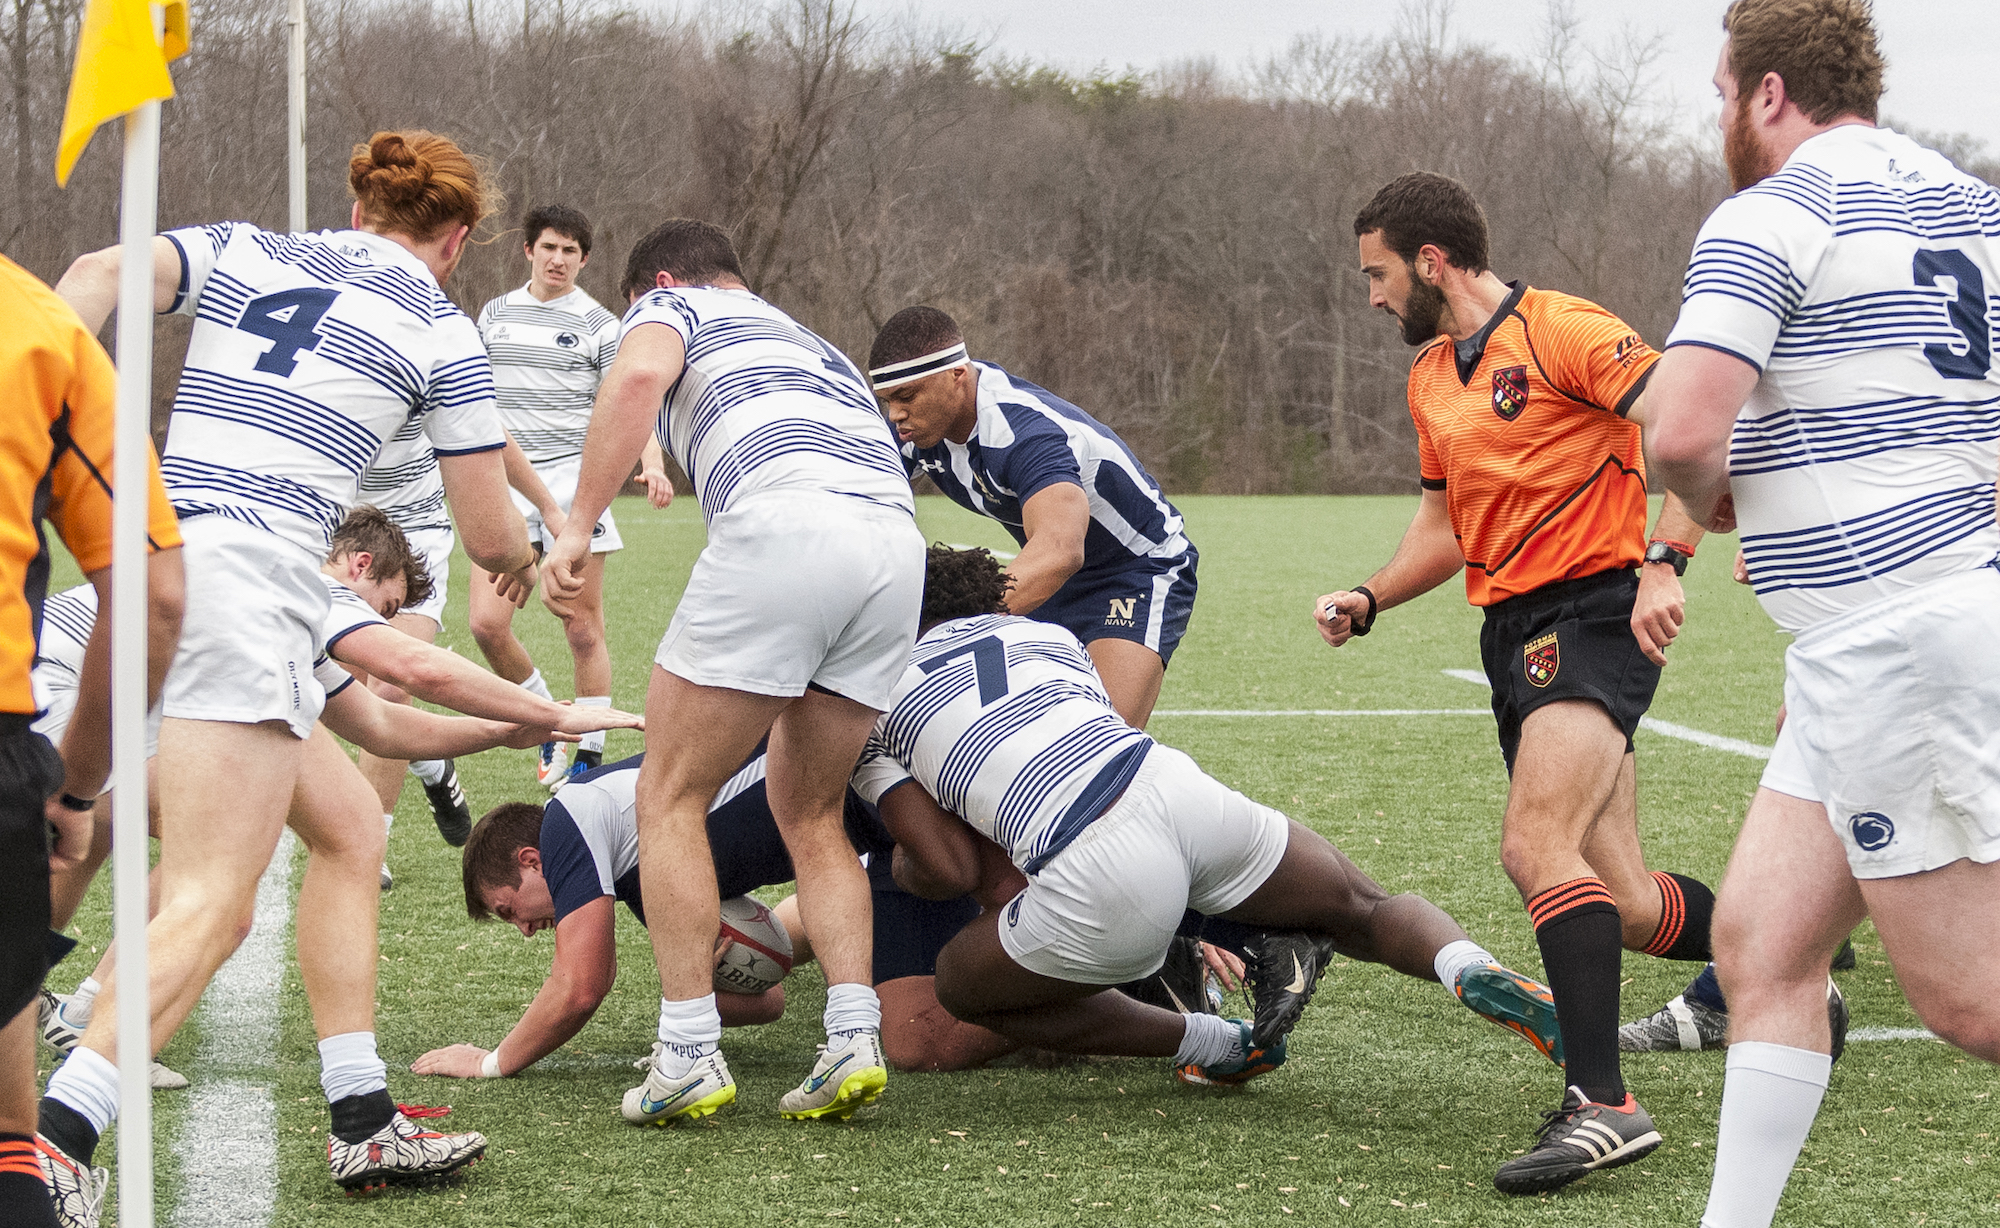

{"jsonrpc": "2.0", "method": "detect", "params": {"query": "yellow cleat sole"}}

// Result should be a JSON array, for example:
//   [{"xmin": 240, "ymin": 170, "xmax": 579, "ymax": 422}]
[
  {"xmin": 780, "ymin": 1066, "xmax": 887, "ymax": 1121},
  {"xmin": 634, "ymin": 1083, "xmax": 736, "ymax": 1127}
]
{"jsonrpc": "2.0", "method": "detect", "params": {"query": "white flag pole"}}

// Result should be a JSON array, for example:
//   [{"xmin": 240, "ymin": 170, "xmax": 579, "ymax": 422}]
[
  {"xmin": 286, "ymin": 0, "xmax": 305, "ymax": 232},
  {"xmin": 111, "ymin": 81, "xmax": 163, "ymax": 1228}
]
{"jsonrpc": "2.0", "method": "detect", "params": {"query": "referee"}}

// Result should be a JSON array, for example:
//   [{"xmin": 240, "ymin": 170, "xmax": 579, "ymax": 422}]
[
  {"xmin": 1316, "ymin": 173, "xmax": 1714, "ymax": 1196},
  {"xmin": 0, "ymin": 253, "xmax": 182, "ymax": 1225}
]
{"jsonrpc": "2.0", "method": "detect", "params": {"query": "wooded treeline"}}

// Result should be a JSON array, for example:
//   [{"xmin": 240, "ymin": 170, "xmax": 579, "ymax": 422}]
[{"xmin": 5, "ymin": 0, "xmax": 1976, "ymax": 491}]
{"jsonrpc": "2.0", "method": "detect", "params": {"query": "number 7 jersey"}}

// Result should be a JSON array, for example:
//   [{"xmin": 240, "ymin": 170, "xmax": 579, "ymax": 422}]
[
  {"xmin": 851, "ymin": 614, "xmax": 1153, "ymax": 874},
  {"xmin": 1665, "ymin": 125, "xmax": 2000, "ymax": 634},
  {"xmin": 158, "ymin": 223, "xmax": 504, "ymax": 558}
]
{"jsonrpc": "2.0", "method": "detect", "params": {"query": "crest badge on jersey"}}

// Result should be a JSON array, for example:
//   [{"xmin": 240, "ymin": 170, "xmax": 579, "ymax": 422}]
[
  {"xmin": 1614, "ymin": 334, "xmax": 1644, "ymax": 368},
  {"xmin": 1523, "ymin": 631, "xmax": 1559, "ymax": 687},
  {"xmin": 1492, "ymin": 365, "xmax": 1529, "ymax": 420}
]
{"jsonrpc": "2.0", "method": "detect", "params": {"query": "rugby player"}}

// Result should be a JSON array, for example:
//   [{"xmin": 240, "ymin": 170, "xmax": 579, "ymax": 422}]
[
  {"xmin": 867, "ymin": 307, "xmax": 1196, "ymax": 729},
  {"xmin": 471, "ymin": 205, "xmax": 675, "ymax": 790},
  {"xmin": 1641, "ymin": 5, "xmax": 2000, "ymax": 1224},
  {"xmin": 0, "ymin": 253, "xmax": 183, "ymax": 1228},
  {"xmin": 1316, "ymin": 172, "xmax": 1724, "ymax": 1193},
  {"xmin": 411, "ymin": 753, "xmax": 1012, "ymax": 1086},
  {"xmin": 544, "ymin": 220, "xmax": 925, "ymax": 1123},
  {"xmin": 35, "ymin": 131, "xmax": 540, "ymax": 1217},
  {"xmin": 859, "ymin": 546, "xmax": 1562, "ymax": 1094}
]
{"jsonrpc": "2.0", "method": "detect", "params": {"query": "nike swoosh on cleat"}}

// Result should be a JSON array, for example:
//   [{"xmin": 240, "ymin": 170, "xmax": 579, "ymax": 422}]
[
  {"xmin": 1284, "ymin": 953, "xmax": 1308, "ymax": 995},
  {"xmin": 639, "ymin": 1081, "xmax": 705, "ymax": 1116},
  {"xmin": 804, "ymin": 1053, "xmax": 854, "ymax": 1094}
]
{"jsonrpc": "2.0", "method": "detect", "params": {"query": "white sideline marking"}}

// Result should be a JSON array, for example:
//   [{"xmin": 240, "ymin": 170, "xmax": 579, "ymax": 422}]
[
  {"xmin": 1155, "ymin": 708, "xmax": 1490, "ymax": 717},
  {"xmin": 1440, "ymin": 669, "xmax": 1773, "ymax": 760},
  {"xmin": 171, "ymin": 831, "xmax": 293, "ymax": 1228},
  {"xmin": 1850, "ymin": 1026, "xmax": 1941, "ymax": 1043}
]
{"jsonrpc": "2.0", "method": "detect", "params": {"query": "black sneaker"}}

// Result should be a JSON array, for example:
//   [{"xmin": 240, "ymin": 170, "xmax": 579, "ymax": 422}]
[
  {"xmin": 1118, "ymin": 936, "xmax": 1217, "ymax": 1015},
  {"xmin": 1827, "ymin": 977, "xmax": 1849, "ymax": 1064},
  {"xmin": 1493, "ymin": 1085, "xmax": 1662, "ymax": 1195},
  {"xmin": 424, "ymin": 761, "xmax": 472, "ymax": 847},
  {"xmin": 1831, "ymin": 938, "xmax": 1856, "ymax": 971},
  {"xmin": 1244, "ymin": 930, "xmax": 1338, "ymax": 1050}
]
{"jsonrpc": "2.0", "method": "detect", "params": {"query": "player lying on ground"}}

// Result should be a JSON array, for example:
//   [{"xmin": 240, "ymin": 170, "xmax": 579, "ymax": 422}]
[
  {"xmin": 470, "ymin": 203, "xmax": 676, "ymax": 790},
  {"xmin": 868, "ymin": 306, "xmax": 1197, "ymax": 729},
  {"xmin": 36, "ymin": 132, "xmax": 550, "ymax": 1224},
  {"xmin": 1643, "ymin": 5, "xmax": 2000, "ymax": 1225},
  {"xmin": 857, "ymin": 546, "xmax": 1562, "ymax": 1102},
  {"xmin": 414, "ymin": 752, "xmax": 1015, "ymax": 1088},
  {"xmin": 1317, "ymin": 171, "xmax": 1724, "ymax": 1195},
  {"xmin": 545, "ymin": 220, "xmax": 927, "ymax": 1127}
]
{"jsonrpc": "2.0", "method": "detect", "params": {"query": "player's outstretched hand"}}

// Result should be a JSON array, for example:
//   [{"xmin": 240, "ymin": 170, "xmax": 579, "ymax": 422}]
[
  {"xmin": 551, "ymin": 701, "xmax": 645, "ymax": 736},
  {"xmin": 1313, "ymin": 591, "xmax": 1370, "ymax": 647},
  {"xmin": 1200, "ymin": 941, "xmax": 1245, "ymax": 992},
  {"xmin": 499, "ymin": 722, "xmax": 581, "ymax": 750},
  {"xmin": 489, "ymin": 558, "xmax": 539, "ymax": 609},
  {"xmin": 1631, "ymin": 564, "xmax": 1687, "ymax": 666},
  {"xmin": 412, "ymin": 1044, "xmax": 492, "ymax": 1078},
  {"xmin": 638, "ymin": 467, "xmax": 675, "ymax": 509}
]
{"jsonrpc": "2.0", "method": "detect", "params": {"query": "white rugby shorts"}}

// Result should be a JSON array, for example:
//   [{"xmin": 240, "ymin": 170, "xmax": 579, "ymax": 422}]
[
  {"xmin": 997, "ymin": 745, "xmax": 1291, "ymax": 984},
  {"xmin": 510, "ymin": 455, "xmax": 622, "ymax": 554},
  {"xmin": 655, "ymin": 490, "xmax": 924, "ymax": 712},
  {"xmin": 400, "ymin": 524, "xmax": 454, "ymax": 628},
  {"xmin": 1763, "ymin": 566, "xmax": 2000, "ymax": 879},
  {"xmin": 160, "ymin": 515, "xmax": 331, "ymax": 740}
]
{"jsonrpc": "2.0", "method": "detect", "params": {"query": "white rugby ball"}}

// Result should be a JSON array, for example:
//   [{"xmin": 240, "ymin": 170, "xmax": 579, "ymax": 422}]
[{"xmin": 715, "ymin": 896, "xmax": 794, "ymax": 995}]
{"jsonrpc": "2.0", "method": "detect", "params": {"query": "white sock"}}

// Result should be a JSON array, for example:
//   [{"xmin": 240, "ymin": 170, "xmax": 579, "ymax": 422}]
[
  {"xmin": 823, "ymin": 983, "xmax": 881, "ymax": 1039},
  {"xmin": 1700, "ymin": 1041, "xmax": 1832, "ymax": 1228},
  {"xmin": 381, "ymin": 812, "xmax": 394, "ymax": 834},
  {"xmin": 318, "ymin": 1031, "xmax": 389, "ymax": 1102},
  {"xmin": 1432, "ymin": 939, "xmax": 1493, "ymax": 994},
  {"xmin": 68, "ymin": 976, "xmax": 102, "ymax": 1019},
  {"xmin": 46, "ymin": 1047, "xmax": 121, "ymax": 1134},
  {"xmin": 575, "ymin": 696, "xmax": 610, "ymax": 755},
  {"xmin": 655, "ymin": 994, "xmax": 722, "ymax": 1078},
  {"xmin": 1173, "ymin": 1013, "xmax": 1241, "ymax": 1068},
  {"xmin": 408, "ymin": 759, "xmax": 448, "ymax": 787},
  {"xmin": 519, "ymin": 668, "xmax": 554, "ymax": 702}
]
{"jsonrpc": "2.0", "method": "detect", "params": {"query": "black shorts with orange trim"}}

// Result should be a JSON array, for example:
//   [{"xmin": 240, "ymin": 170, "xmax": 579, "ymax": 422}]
[
  {"xmin": 0, "ymin": 723, "xmax": 64, "ymax": 1022},
  {"xmin": 1478, "ymin": 568, "xmax": 1660, "ymax": 774}
]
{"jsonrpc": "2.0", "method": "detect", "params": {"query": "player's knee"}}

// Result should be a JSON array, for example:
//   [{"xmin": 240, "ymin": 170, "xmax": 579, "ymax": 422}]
[
  {"xmin": 467, "ymin": 605, "xmax": 514, "ymax": 651},
  {"xmin": 1496, "ymin": 830, "xmax": 1549, "ymax": 891},
  {"xmin": 1909, "ymin": 994, "xmax": 2000, "ymax": 1062}
]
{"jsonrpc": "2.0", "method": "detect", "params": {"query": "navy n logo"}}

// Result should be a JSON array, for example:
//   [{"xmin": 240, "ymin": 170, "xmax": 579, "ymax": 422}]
[{"xmin": 917, "ymin": 634, "xmax": 1009, "ymax": 705}]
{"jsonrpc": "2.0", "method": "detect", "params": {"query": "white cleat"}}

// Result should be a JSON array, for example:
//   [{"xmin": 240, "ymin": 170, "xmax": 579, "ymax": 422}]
[
  {"xmin": 778, "ymin": 1030, "xmax": 887, "ymax": 1121},
  {"xmin": 327, "ymin": 1110, "xmax": 485, "ymax": 1192},
  {"xmin": 537, "ymin": 742, "xmax": 570, "ymax": 792},
  {"xmin": 36, "ymin": 1134, "xmax": 108, "ymax": 1228},
  {"xmin": 622, "ymin": 1048, "xmax": 736, "ymax": 1126}
]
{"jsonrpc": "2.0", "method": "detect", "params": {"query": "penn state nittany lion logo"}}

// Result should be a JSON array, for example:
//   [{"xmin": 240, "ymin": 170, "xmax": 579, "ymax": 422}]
[
  {"xmin": 1492, "ymin": 365, "xmax": 1529, "ymax": 421},
  {"xmin": 555, "ymin": 332, "xmax": 579, "ymax": 348},
  {"xmin": 1005, "ymin": 895, "xmax": 1025, "ymax": 926},
  {"xmin": 1849, "ymin": 811, "xmax": 1895, "ymax": 851},
  {"xmin": 1523, "ymin": 631, "xmax": 1559, "ymax": 687}
]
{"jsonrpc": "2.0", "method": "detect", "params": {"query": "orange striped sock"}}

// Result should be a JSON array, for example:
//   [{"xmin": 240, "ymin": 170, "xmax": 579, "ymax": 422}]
[
  {"xmin": 1528, "ymin": 876, "xmax": 1625, "ymax": 1103},
  {"xmin": 1642, "ymin": 870, "xmax": 1715, "ymax": 962}
]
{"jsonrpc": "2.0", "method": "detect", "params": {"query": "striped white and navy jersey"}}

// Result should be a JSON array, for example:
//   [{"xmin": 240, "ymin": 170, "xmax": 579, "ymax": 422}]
[
  {"xmin": 852, "ymin": 614, "xmax": 1153, "ymax": 875},
  {"xmin": 1666, "ymin": 125, "xmax": 2000, "ymax": 633},
  {"xmin": 357, "ymin": 413, "xmax": 450, "ymax": 536},
  {"xmin": 477, "ymin": 285, "xmax": 619, "ymax": 465},
  {"xmin": 904, "ymin": 362, "xmax": 1191, "ymax": 569},
  {"xmin": 159, "ymin": 223, "xmax": 505, "ymax": 557},
  {"xmin": 321, "ymin": 575, "xmax": 388, "ymax": 657},
  {"xmin": 621, "ymin": 287, "xmax": 913, "ymax": 521}
]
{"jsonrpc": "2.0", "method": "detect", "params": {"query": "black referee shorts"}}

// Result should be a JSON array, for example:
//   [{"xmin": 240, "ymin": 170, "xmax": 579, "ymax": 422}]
[
  {"xmin": 1478, "ymin": 568, "xmax": 1661, "ymax": 775},
  {"xmin": 0, "ymin": 722, "xmax": 65, "ymax": 1023}
]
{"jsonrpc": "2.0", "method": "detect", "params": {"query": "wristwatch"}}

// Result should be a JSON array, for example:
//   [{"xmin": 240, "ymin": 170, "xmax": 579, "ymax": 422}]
[{"xmin": 1644, "ymin": 540, "xmax": 1693, "ymax": 576}]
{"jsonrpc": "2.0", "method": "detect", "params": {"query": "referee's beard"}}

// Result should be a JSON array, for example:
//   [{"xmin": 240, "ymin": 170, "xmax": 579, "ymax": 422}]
[{"xmin": 1396, "ymin": 275, "xmax": 1447, "ymax": 347}]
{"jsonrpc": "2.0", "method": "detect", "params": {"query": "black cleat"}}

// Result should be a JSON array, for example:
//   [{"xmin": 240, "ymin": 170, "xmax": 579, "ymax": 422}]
[
  {"xmin": 1494, "ymin": 1086, "xmax": 1662, "ymax": 1195},
  {"xmin": 1118, "ymin": 936, "xmax": 1217, "ymax": 1015},
  {"xmin": 1828, "ymin": 977, "xmax": 1849, "ymax": 1064},
  {"xmin": 1831, "ymin": 938, "xmax": 1856, "ymax": 971},
  {"xmin": 1245, "ymin": 930, "xmax": 1338, "ymax": 1051},
  {"xmin": 424, "ymin": 761, "xmax": 472, "ymax": 847}
]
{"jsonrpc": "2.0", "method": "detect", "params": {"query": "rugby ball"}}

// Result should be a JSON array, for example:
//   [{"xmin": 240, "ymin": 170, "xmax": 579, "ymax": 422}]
[{"xmin": 715, "ymin": 896, "xmax": 794, "ymax": 995}]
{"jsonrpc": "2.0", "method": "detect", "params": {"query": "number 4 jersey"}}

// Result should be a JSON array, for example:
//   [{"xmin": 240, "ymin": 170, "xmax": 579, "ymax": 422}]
[
  {"xmin": 851, "ymin": 613, "xmax": 1153, "ymax": 875},
  {"xmin": 159, "ymin": 223, "xmax": 505, "ymax": 558},
  {"xmin": 1666, "ymin": 125, "xmax": 2000, "ymax": 634}
]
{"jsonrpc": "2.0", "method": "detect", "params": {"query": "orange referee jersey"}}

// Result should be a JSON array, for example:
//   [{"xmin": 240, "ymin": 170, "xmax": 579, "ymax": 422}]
[
  {"xmin": 1408, "ymin": 283, "xmax": 1657, "ymax": 607},
  {"xmin": 0, "ymin": 254, "xmax": 181, "ymax": 716}
]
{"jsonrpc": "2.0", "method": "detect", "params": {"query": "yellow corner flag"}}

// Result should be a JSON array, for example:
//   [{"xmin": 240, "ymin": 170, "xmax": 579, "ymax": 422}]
[{"xmin": 55, "ymin": 0, "xmax": 189, "ymax": 186}]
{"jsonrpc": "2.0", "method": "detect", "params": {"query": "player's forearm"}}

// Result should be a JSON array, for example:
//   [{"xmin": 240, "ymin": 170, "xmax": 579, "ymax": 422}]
[
  {"xmin": 1650, "ymin": 493, "xmax": 1708, "ymax": 552},
  {"xmin": 331, "ymin": 701, "xmax": 515, "ymax": 761},
  {"xmin": 55, "ymin": 237, "xmax": 184, "ymax": 333},
  {"xmin": 368, "ymin": 638, "xmax": 567, "ymax": 726},
  {"xmin": 1362, "ymin": 498, "xmax": 1464, "ymax": 611},
  {"xmin": 639, "ymin": 435, "xmax": 670, "ymax": 481},
  {"xmin": 440, "ymin": 450, "xmax": 537, "ymax": 574},
  {"xmin": 501, "ymin": 436, "xmax": 563, "ymax": 521},
  {"xmin": 1002, "ymin": 538, "xmax": 1083, "ymax": 617},
  {"xmin": 568, "ymin": 375, "xmax": 659, "ymax": 533},
  {"xmin": 145, "ymin": 547, "xmax": 186, "ymax": 707},
  {"xmin": 58, "ymin": 572, "xmax": 116, "ymax": 799},
  {"xmin": 497, "ymin": 978, "xmax": 602, "ymax": 1074}
]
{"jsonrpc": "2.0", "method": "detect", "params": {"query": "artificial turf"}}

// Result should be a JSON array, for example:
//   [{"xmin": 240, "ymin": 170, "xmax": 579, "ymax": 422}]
[{"xmin": 47, "ymin": 493, "xmax": 1998, "ymax": 1226}]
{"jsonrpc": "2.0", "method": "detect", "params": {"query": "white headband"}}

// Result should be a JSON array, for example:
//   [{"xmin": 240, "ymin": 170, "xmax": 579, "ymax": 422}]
[{"xmin": 869, "ymin": 343, "xmax": 969, "ymax": 390}]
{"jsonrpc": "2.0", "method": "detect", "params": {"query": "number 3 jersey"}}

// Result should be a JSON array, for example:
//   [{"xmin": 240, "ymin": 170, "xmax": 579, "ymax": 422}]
[
  {"xmin": 159, "ymin": 223, "xmax": 505, "ymax": 558},
  {"xmin": 851, "ymin": 614, "xmax": 1152, "ymax": 874},
  {"xmin": 1666, "ymin": 125, "xmax": 2000, "ymax": 634}
]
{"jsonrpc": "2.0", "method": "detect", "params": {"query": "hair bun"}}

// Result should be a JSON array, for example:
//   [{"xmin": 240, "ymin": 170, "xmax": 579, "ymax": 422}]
[
  {"xmin": 360, "ymin": 132, "xmax": 431, "ymax": 205},
  {"xmin": 347, "ymin": 129, "xmax": 493, "ymax": 243}
]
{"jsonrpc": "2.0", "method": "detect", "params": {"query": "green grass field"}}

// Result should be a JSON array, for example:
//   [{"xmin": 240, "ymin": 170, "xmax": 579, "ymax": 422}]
[{"xmin": 47, "ymin": 494, "xmax": 1998, "ymax": 1226}]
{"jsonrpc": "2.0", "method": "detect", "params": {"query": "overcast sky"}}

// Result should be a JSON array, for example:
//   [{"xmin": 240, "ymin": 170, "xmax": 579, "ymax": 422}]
[{"xmin": 850, "ymin": 1, "xmax": 2000, "ymax": 154}]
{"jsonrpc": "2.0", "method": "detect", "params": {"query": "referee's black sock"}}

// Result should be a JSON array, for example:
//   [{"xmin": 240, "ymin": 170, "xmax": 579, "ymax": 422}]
[
  {"xmin": 1528, "ymin": 877, "xmax": 1626, "ymax": 1105},
  {"xmin": 1642, "ymin": 870, "xmax": 1716, "ymax": 963},
  {"xmin": 36, "ymin": 1098, "xmax": 97, "ymax": 1167}
]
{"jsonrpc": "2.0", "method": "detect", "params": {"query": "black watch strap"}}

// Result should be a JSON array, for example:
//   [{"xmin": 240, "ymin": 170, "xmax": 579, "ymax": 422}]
[
  {"xmin": 1350, "ymin": 585, "xmax": 1379, "ymax": 636},
  {"xmin": 1644, "ymin": 541, "xmax": 1692, "ymax": 576}
]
